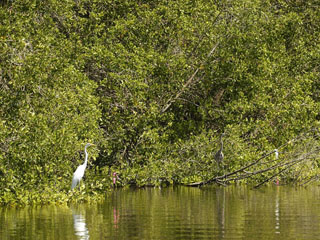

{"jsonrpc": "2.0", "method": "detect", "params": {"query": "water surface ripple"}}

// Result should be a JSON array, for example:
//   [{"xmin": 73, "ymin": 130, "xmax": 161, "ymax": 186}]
[{"xmin": 1, "ymin": 185, "xmax": 320, "ymax": 239}]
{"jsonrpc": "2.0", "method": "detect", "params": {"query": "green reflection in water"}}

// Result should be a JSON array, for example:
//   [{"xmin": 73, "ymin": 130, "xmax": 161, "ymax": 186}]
[{"xmin": 1, "ymin": 186, "xmax": 320, "ymax": 239}]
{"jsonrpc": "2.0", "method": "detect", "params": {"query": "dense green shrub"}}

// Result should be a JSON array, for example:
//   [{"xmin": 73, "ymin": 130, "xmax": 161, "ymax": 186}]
[{"xmin": 0, "ymin": 0, "xmax": 319, "ymax": 204}]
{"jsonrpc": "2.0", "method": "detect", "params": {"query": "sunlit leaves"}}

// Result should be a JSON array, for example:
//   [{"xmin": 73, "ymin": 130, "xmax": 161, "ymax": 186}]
[{"xmin": 0, "ymin": 0, "xmax": 320, "ymax": 204}]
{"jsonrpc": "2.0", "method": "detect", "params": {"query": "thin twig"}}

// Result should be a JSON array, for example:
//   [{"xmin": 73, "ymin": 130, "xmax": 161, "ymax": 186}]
[{"xmin": 161, "ymin": 41, "xmax": 221, "ymax": 114}]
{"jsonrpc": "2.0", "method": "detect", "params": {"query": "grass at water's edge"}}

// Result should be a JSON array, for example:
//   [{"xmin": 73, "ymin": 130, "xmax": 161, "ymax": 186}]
[
  {"xmin": 0, "ymin": 187, "xmax": 112, "ymax": 207},
  {"xmin": 1, "ymin": 180, "xmax": 312, "ymax": 207}
]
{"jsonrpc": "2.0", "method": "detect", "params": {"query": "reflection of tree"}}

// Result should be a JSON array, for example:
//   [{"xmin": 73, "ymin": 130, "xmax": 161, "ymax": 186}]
[
  {"xmin": 2, "ymin": 186, "xmax": 320, "ymax": 239},
  {"xmin": 0, "ymin": 205, "xmax": 75, "ymax": 239},
  {"xmin": 216, "ymin": 187, "xmax": 225, "ymax": 239}
]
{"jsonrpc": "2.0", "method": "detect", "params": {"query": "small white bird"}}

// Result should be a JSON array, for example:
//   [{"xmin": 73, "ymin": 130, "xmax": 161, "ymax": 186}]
[
  {"xmin": 71, "ymin": 143, "xmax": 94, "ymax": 190},
  {"xmin": 274, "ymin": 149, "xmax": 279, "ymax": 160}
]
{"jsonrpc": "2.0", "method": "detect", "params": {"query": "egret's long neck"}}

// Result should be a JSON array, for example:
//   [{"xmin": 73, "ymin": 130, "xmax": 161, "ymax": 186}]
[{"xmin": 84, "ymin": 146, "xmax": 88, "ymax": 167}]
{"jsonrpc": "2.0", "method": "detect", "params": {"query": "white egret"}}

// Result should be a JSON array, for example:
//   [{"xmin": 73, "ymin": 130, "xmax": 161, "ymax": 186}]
[
  {"xmin": 274, "ymin": 149, "xmax": 279, "ymax": 159},
  {"xmin": 71, "ymin": 143, "xmax": 94, "ymax": 190}
]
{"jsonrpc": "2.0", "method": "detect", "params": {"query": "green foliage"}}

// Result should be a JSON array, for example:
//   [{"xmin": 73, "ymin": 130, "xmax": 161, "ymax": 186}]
[
  {"xmin": 0, "ymin": 0, "xmax": 101, "ymax": 205},
  {"xmin": 0, "ymin": 0, "xmax": 320, "ymax": 205}
]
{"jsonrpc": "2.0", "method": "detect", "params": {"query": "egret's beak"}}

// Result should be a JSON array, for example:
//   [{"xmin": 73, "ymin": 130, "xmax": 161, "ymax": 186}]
[{"xmin": 84, "ymin": 143, "xmax": 96, "ymax": 147}]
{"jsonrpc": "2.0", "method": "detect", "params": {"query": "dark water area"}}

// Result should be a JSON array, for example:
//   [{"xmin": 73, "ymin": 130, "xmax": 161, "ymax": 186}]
[{"xmin": 1, "ymin": 185, "xmax": 320, "ymax": 239}]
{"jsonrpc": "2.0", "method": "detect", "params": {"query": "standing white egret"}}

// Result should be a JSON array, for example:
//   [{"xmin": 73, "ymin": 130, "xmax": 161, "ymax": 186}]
[
  {"xmin": 274, "ymin": 149, "xmax": 279, "ymax": 159},
  {"xmin": 71, "ymin": 143, "xmax": 94, "ymax": 190}
]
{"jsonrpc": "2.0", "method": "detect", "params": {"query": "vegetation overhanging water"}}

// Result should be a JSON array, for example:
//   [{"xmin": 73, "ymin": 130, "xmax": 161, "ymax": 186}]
[{"xmin": 0, "ymin": 0, "xmax": 320, "ymax": 205}]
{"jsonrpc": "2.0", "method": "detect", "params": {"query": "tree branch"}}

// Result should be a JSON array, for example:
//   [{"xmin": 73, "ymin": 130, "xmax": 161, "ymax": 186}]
[{"xmin": 161, "ymin": 41, "xmax": 221, "ymax": 114}]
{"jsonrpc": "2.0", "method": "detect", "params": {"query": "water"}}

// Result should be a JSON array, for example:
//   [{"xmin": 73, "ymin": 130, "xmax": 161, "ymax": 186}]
[{"xmin": 1, "ymin": 185, "xmax": 320, "ymax": 239}]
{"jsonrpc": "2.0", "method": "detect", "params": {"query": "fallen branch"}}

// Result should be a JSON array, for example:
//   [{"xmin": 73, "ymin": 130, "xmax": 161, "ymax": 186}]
[
  {"xmin": 253, "ymin": 157, "xmax": 307, "ymax": 188},
  {"xmin": 229, "ymin": 152, "xmax": 315, "ymax": 182},
  {"xmin": 186, "ymin": 149, "xmax": 277, "ymax": 186},
  {"xmin": 300, "ymin": 175, "xmax": 319, "ymax": 187},
  {"xmin": 186, "ymin": 134, "xmax": 320, "ymax": 187}
]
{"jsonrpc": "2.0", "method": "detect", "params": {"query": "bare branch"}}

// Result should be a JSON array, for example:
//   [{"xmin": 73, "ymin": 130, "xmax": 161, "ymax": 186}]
[{"xmin": 161, "ymin": 41, "xmax": 221, "ymax": 114}]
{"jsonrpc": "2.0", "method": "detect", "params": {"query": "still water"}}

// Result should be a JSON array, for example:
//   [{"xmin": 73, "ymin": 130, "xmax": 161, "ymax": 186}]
[{"xmin": 1, "ymin": 185, "xmax": 320, "ymax": 239}]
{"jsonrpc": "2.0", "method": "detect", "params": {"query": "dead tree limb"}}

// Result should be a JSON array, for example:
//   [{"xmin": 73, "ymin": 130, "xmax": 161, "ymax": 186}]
[
  {"xmin": 187, "ymin": 143, "xmax": 320, "ymax": 187},
  {"xmin": 186, "ymin": 149, "xmax": 277, "ymax": 186},
  {"xmin": 253, "ymin": 158, "xmax": 306, "ymax": 189},
  {"xmin": 300, "ymin": 175, "xmax": 319, "ymax": 187}
]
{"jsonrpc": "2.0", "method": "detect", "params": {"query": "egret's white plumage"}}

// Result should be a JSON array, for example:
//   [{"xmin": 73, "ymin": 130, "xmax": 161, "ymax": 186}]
[
  {"xmin": 274, "ymin": 149, "xmax": 279, "ymax": 160},
  {"xmin": 71, "ymin": 143, "xmax": 92, "ymax": 190}
]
